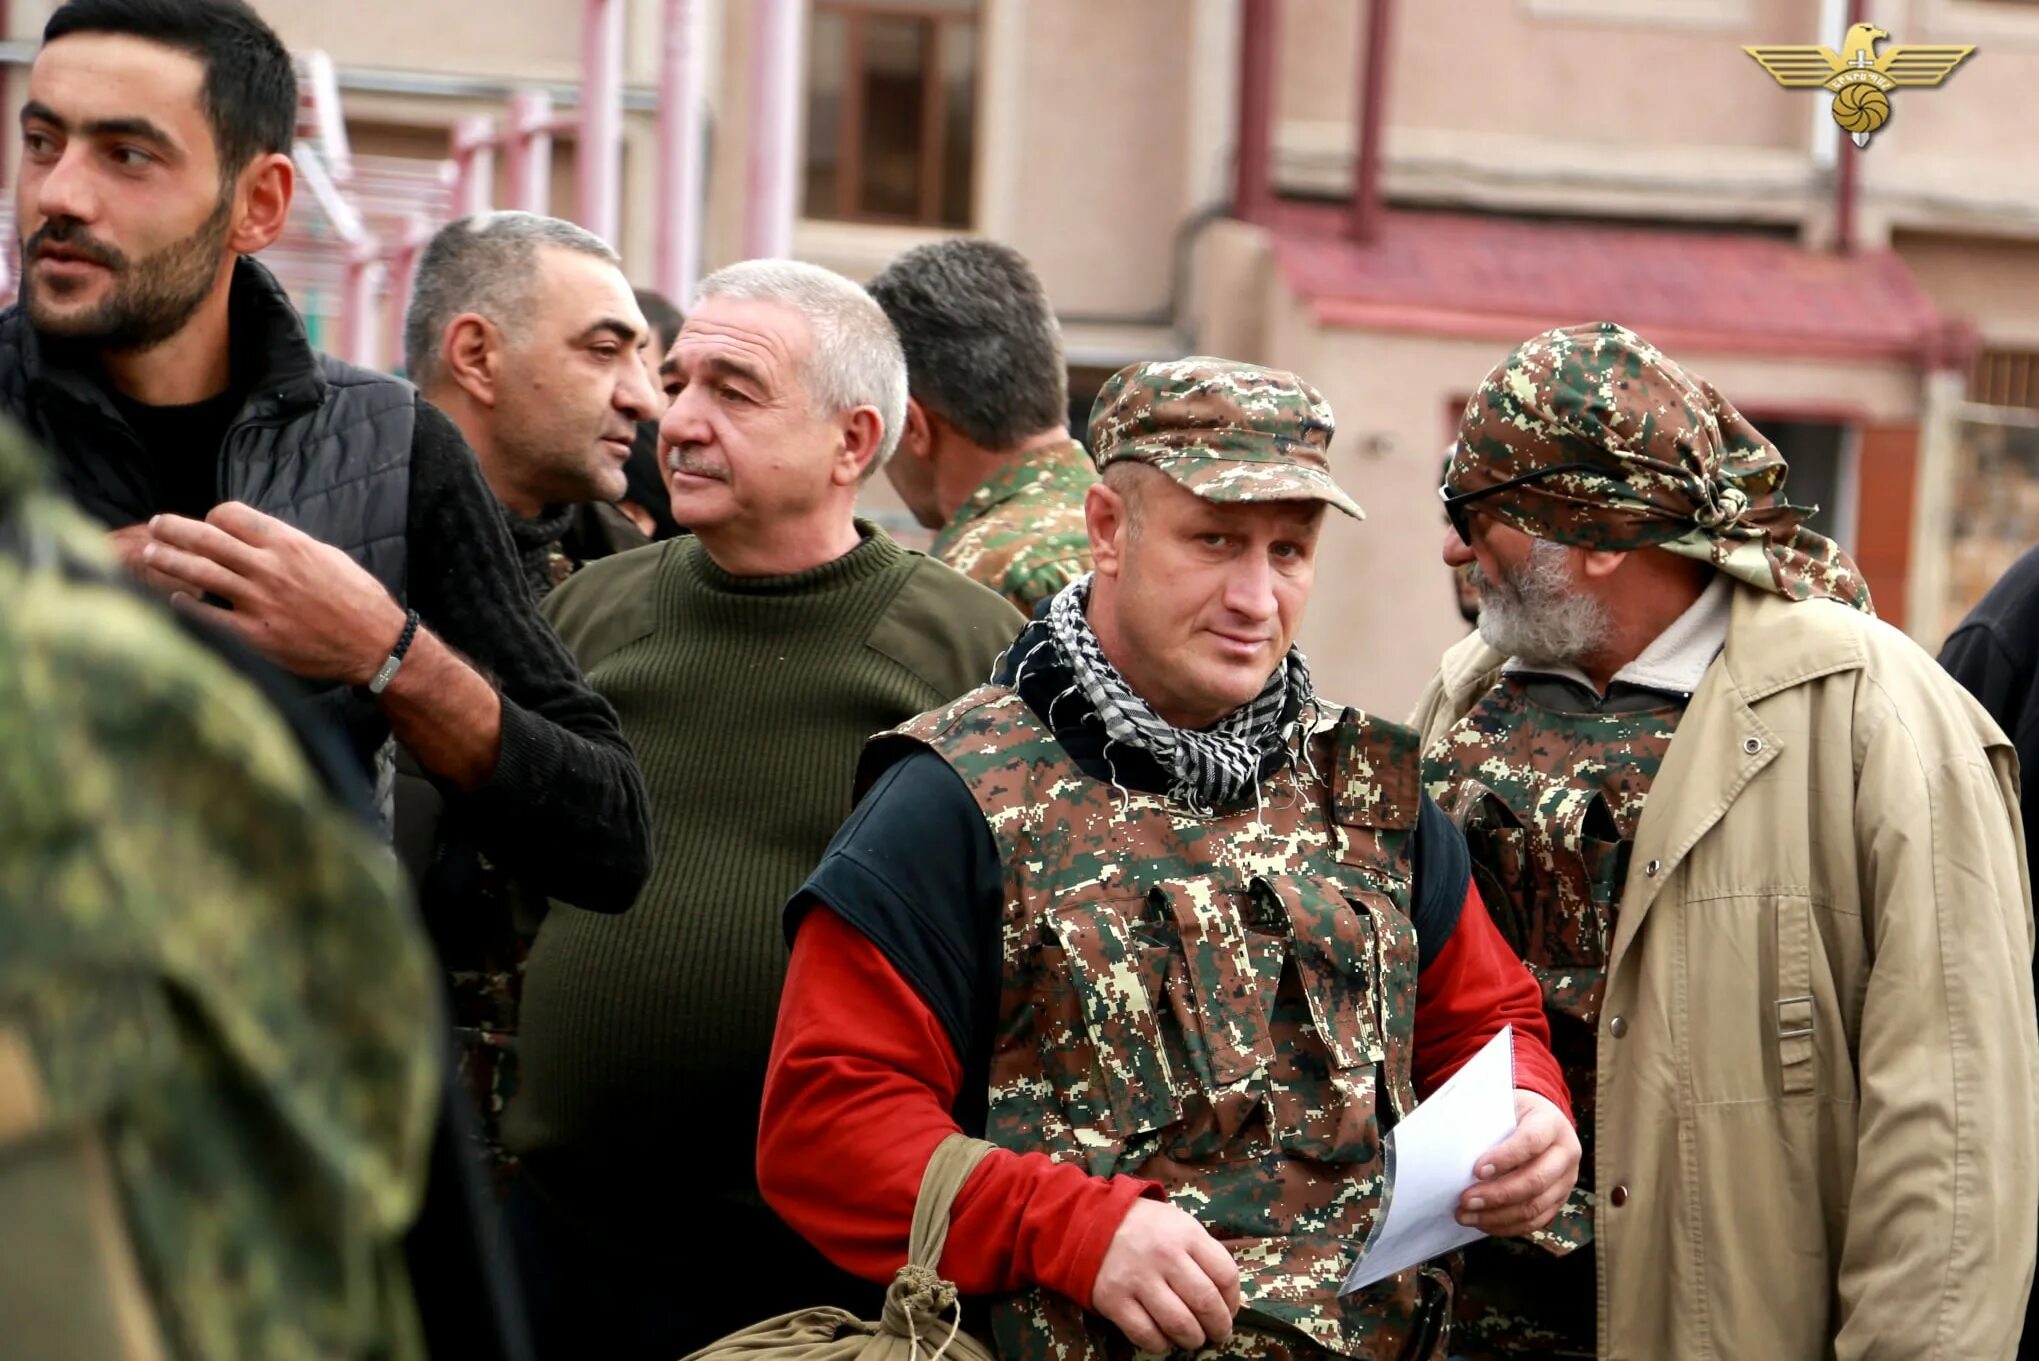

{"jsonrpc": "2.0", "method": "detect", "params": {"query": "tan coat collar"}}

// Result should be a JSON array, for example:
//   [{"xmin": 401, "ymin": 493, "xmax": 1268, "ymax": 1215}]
[{"xmin": 1713, "ymin": 577, "xmax": 1869, "ymax": 703}]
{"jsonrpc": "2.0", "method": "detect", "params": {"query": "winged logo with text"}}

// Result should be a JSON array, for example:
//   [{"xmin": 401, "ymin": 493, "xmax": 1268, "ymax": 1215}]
[{"xmin": 1745, "ymin": 23, "xmax": 1975, "ymax": 148}]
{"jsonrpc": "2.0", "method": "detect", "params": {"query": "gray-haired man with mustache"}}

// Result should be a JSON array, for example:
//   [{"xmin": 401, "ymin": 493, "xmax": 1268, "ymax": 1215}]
[{"xmin": 505, "ymin": 258, "xmax": 1023, "ymax": 1359}]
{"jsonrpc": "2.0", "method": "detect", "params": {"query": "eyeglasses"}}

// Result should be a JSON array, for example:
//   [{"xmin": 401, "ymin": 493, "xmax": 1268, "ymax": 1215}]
[{"xmin": 1439, "ymin": 462, "xmax": 1602, "ymax": 545}]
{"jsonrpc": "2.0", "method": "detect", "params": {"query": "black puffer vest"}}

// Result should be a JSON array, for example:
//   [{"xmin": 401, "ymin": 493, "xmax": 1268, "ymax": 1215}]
[{"xmin": 0, "ymin": 256, "xmax": 415, "ymax": 788}]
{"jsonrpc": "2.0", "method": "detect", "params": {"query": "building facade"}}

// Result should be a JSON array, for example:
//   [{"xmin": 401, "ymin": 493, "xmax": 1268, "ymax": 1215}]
[{"xmin": 4, "ymin": 0, "xmax": 2034, "ymax": 714}]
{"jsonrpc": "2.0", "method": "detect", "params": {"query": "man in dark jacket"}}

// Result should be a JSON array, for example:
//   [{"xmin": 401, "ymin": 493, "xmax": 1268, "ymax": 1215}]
[
  {"xmin": 3, "ymin": 0, "xmax": 649, "ymax": 919},
  {"xmin": 402, "ymin": 212, "xmax": 659, "ymax": 599},
  {"xmin": 395, "ymin": 210, "xmax": 660, "ymax": 1170},
  {"xmin": 1938, "ymin": 539, "xmax": 2039, "ymax": 1361}
]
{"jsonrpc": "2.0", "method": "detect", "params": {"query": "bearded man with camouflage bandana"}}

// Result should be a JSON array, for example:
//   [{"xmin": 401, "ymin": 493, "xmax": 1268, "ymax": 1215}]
[
  {"xmin": 759, "ymin": 358, "xmax": 1579, "ymax": 1361},
  {"xmin": 1415, "ymin": 322, "xmax": 2038, "ymax": 1361}
]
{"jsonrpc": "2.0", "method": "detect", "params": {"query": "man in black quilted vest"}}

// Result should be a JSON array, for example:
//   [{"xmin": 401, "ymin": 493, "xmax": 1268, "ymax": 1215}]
[{"xmin": 0, "ymin": 3, "xmax": 650, "ymax": 946}]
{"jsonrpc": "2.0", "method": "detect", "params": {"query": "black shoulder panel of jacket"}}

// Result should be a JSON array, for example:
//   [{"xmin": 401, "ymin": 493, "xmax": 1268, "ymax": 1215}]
[{"xmin": 1410, "ymin": 793, "xmax": 1470, "ymax": 973}]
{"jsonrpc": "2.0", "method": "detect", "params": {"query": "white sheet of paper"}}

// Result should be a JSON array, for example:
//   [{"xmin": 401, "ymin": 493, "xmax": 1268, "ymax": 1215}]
[{"xmin": 1341, "ymin": 1023, "xmax": 1518, "ymax": 1293}]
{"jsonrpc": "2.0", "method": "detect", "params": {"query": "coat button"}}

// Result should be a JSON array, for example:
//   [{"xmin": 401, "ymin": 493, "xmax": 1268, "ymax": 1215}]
[
  {"xmin": 1742, "ymin": 736, "xmax": 1765, "ymax": 755},
  {"xmin": 1644, "ymin": 859, "xmax": 1662, "ymax": 878},
  {"xmin": 1610, "ymin": 1184, "xmax": 1630, "ymax": 1208},
  {"xmin": 1608, "ymin": 1015, "xmax": 1628, "ymax": 1038}
]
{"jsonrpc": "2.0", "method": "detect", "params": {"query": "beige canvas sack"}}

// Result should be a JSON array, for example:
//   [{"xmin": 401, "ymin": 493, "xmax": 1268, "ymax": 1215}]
[{"xmin": 683, "ymin": 1134, "xmax": 999, "ymax": 1361}]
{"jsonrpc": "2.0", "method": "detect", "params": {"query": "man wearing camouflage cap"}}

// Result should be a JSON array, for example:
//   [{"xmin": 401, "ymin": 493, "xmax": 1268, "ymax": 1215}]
[
  {"xmin": 1415, "ymin": 321, "xmax": 2038, "ymax": 1360},
  {"xmin": 758, "ymin": 357, "xmax": 1578, "ymax": 1361}
]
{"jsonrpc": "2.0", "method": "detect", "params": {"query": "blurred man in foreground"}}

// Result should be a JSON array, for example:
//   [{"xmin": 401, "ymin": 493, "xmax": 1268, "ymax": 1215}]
[
  {"xmin": 1417, "ymin": 321, "xmax": 2037, "ymax": 1360},
  {"xmin": 0, "ymin": 418, "xmax": 440, "ymax": 1360}
]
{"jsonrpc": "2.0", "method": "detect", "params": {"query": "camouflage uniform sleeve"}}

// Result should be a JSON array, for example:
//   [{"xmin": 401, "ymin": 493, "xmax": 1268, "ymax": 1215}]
[{"xmin": 999, "ymin": 545, "xmax": 1089, "ymax": 618}]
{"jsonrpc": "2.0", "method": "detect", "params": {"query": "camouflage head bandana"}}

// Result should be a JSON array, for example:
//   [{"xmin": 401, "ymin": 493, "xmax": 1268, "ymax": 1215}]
[
  {"xmin": 1088, "ymin": 356, "xmax": 1365, "ymax": 519},
  {"xmin": 1448, "ymin": 322, "xmax": 1873, "ymax": 613}
]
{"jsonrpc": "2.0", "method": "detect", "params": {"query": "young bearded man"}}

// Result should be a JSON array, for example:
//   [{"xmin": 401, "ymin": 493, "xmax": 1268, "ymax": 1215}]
[
  {"xmin": 0, "ymin": 414, "xmax": 441, "ymax": 1361},
  {"xmin": 2, "ymin": 1, "xmax": 648, "ymax": 928}
]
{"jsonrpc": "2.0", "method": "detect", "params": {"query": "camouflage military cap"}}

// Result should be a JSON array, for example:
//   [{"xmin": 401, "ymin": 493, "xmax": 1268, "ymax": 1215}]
[
  {"xmin": 1087, "ymin": 357, "xmax": 1363, "ymax": 518},
  {"xmin": 1450, "ymin": 322, "xmax": 1872, "ymax": 611}
]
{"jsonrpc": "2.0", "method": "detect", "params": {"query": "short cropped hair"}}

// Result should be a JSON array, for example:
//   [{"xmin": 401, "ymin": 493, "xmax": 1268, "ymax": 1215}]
[
  {"xmin": 866, "ymin": 239, "xmax": 1067, "ymax": 451},
  {"xmin": 45, "ymin": 0, "xmax": 297, "ymax": 187},
  {"xmin": 634, "ymin": 287, "xmax": 684, "ymax": 358},
  {"xmin": 1103, "ymin": 460, "xmax": 1155, "ymax": 535},
  {"xmin": 403, "ymin": 211, "xmax": 622, "ymax": 388},
  {"xmin": 694, "ymin": 259, "xmax": 907, "ymax": 470}
]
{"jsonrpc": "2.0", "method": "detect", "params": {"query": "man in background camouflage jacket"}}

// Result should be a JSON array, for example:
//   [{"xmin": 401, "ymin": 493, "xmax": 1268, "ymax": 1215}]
[
  {"xmin": 759, "ymin": 358, "xmax": 1579, "ymax": 1361},
  {"xmin": 0, "ymin": 420, "xmax": 442, "ymax": 1360},
  {"xmin": 868, "ymin": 239, "xmax": 1097, "ymax": 614},
  {"xmin": 1416, "ymin": 322, "xmax": 2036, "ymax": 1360}
]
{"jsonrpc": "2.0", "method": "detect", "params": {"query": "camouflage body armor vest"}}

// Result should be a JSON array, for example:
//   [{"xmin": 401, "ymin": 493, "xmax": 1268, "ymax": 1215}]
[
  {"xmin": 1422, "ymin": 676, "xmax": 1681, "ymax": 1360},
  {"xmin": 887, "ymin": 687, "xmax": 1449, "ymax": 1361}
]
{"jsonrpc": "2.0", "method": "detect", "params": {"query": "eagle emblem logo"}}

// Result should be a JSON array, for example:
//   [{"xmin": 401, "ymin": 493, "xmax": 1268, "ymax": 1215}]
[{"xmin": 1744, "ymin": 23, "xmax": 1975, "ymax": 148}]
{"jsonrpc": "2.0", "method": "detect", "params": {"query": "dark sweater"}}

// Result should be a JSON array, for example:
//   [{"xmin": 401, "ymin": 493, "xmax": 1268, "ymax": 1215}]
[
  {"xmin": 504, "ymin": 502, "xmax": 578, "ymax": 602},
  {"xmin": 506, "ymin": 525, "xmax": 1024, "ymax": 1206},
  {"xmin": 367, "ymin": 403, "xmax": 649, "ymax": 913}
]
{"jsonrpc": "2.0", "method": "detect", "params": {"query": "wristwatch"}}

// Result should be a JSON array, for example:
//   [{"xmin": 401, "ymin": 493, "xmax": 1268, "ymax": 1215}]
[{"xmin": 367, "ymin": 609, "xmax": 421, "ymax": 696}]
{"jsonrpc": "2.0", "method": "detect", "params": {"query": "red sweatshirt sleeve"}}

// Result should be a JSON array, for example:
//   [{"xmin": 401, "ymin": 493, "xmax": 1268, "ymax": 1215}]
[
  {"xmin": 1410, "ymin": 880, "xmax": 1573, "ymax": 1121},
  {"xmin": 757, "ymin": 907, "xmax": 1159, "ymax": 1307}
]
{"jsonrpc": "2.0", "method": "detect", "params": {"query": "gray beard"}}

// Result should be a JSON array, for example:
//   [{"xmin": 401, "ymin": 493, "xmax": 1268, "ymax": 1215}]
[{"xmin": 1473, "ymin": 538, "xmax": 1614, "ymax": 668}]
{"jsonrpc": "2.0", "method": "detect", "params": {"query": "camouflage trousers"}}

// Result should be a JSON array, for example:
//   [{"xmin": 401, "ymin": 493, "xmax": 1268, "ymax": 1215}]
[
  {"xmin": 992, "ymin": 1274, "xmax": 1454, "ymax": 1361},
  {"xmin": 1451, "ymin": 1237, "xmax": 1595, "ymax": 1361},
  {"xmin": 994, "ymin": 1317, "xmax": 1443, "ymax": 1361},
  {"xmin": 448, "ymin": 957, "xmax": 527, "ymax": 1194}
]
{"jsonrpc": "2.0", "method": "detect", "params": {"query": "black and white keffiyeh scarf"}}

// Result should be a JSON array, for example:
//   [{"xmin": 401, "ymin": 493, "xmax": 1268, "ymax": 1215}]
[{"xmin": 1044, "ymin": 574, "xmax": 1314, "ymax": 810}]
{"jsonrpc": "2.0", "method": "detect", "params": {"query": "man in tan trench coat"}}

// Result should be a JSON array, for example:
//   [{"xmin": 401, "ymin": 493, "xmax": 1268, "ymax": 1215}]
[{"xmin": 1413, "ymin": 322, "xmax": 2038, "ymax": 1361}]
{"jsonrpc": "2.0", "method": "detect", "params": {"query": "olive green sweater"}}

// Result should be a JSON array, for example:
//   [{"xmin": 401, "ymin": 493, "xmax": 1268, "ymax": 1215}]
[{"xmin": 505, "ymin": 524, "xmax": 1023, "ymax": 1210}]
